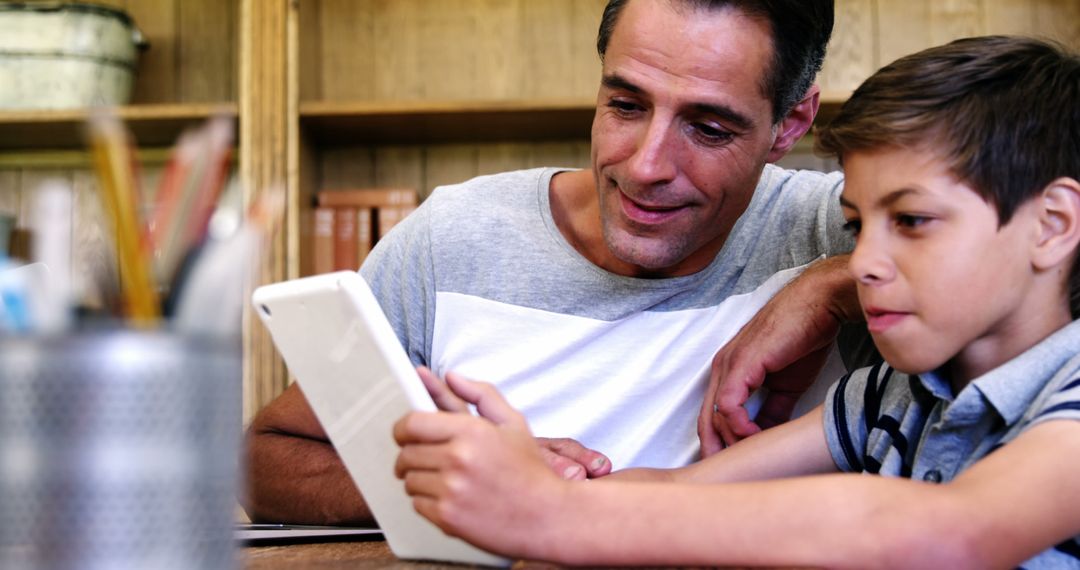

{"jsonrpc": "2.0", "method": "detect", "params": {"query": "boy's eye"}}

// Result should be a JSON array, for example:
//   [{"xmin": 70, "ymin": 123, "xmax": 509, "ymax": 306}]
[
  {"xmin": 841, "ymin": 219, "xmax": 861, "ymax": 236},
  {"xmin": 896, "ymin": 214, "xmax": 930, "ymax": 230}
]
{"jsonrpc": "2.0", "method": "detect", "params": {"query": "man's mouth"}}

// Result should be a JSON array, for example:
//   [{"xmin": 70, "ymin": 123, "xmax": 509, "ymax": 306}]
[{"xmin": 618, "ymin": 191, "xmax": 688, "ymax": 225}]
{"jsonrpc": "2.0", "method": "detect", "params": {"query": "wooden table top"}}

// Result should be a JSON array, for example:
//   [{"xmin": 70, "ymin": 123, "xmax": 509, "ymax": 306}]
[{"xmin": 242, "ymin": 540, "xmax": 560, "ymax": 570}]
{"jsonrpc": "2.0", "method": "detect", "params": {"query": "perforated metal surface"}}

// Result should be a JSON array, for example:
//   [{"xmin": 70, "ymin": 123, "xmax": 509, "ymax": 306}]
[{"xmin": 0, "ymin": 331, "xmax": 241, "ymax": 570}]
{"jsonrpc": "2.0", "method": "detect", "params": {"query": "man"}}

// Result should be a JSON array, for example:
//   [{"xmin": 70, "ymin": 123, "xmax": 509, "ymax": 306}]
[{"xmin": 244, "ymin": 0, "xmax": 861, "ymax": 525}]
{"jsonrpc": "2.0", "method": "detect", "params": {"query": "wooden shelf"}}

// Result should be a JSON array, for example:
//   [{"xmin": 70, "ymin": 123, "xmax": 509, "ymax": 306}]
[
  {"xmin": 0, "ymin": 103, "xmax": 238, "ymax": 151},
  {"xmin": 299, "ymin": 97, "xmax": 846, "ymax": 147},
  {"xmin": 300, "ymin": 99, "xmax": 597, "ymax": 146}
]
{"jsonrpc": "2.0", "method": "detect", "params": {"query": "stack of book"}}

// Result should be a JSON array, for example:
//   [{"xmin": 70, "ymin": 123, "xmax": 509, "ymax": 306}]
[{"xmin": 312, "ymin": 188, "xmax": 418, "ymax": 274}]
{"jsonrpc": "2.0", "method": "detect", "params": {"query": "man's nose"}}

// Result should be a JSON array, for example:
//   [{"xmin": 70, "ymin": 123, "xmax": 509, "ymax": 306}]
[{"xmin": 626, "ymin": 116, "xmax": 677, "ymax": 185}]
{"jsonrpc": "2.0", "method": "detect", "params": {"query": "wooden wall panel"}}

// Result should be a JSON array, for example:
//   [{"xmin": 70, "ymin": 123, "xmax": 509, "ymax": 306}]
[
  {"xmin": 108, "ymin": 0, "xmax": 240, "ymax": 104},
  {"xmin": 819, "ymin": 0, "xmax": 876, "ymax": 95}
]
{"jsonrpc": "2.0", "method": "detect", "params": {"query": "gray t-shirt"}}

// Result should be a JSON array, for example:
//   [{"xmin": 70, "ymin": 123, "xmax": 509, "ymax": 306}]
[{"xmin": 362, "ymin": 165, "xmax": 851, "ymax": 468}]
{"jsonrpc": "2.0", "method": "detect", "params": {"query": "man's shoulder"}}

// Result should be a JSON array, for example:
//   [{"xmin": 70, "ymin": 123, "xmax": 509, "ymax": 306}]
[{"xmin": 758, "ymin": 163, "xmax": 844, "ymax": 195}]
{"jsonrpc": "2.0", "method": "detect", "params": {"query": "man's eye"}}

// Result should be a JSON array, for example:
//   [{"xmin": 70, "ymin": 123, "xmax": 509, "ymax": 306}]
[
  {"xmin": 842, "ymin": 219, "xmax": 861, "ymax": 236},
  {"xmin": 607, "ymin": 100, "xmax": 641, "ymax": 115},
  {"xmin": 691, "ymin": 123, "xmax": 734, "ymax": 144}
]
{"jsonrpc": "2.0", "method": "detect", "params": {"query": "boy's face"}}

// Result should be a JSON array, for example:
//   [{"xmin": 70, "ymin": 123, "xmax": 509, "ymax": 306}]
[{"xmin": 840, "ymin": 147, "xmax": 1043, "ymax": 382}]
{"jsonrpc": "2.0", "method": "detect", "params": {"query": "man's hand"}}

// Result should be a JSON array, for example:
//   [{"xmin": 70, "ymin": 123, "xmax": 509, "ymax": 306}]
[
  {"xmin": 418, "ymin": 367, "xmax": 611, "ymax": 479},
  {"xmin": 698, "ymin": 256, "xmax": 860, "ymax": 455},
  {"xmin": 394, "ymin": 372, "xmax": 563, "ymax": 555}
]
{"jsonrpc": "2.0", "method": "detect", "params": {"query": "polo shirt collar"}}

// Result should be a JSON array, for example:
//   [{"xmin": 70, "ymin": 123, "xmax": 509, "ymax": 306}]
[{"xmin": 964, "ymin": 320, "xmax": 1080, "ymax": 425}]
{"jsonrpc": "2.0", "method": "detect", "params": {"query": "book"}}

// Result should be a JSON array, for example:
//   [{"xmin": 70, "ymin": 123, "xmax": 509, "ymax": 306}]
[
  {"xmin": 312, "ymin": 207, "xmax": 335, "ymax": 275},
  {"xmin": 311, "ymin": 189, "xmax": 419, "ymax": 275}
]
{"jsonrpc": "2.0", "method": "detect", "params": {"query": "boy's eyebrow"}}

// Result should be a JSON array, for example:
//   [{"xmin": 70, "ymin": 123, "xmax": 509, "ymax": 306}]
[
  {"xmin": 839, "ymin": 188, "xmax": 922, "ymax": 211},
  {"xmin": 600, "ymin": 73, "xmax": 755, "ymax": 132}
]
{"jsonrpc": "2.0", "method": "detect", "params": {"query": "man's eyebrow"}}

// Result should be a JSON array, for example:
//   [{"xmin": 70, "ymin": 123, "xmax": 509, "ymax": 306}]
[
  {"xmin": 600, "ymin": 73, "xmax": 755, "ymax": 132},
  {"xmin": 600, "ymin": 73, "xmax": 643, "ymax": 94}
]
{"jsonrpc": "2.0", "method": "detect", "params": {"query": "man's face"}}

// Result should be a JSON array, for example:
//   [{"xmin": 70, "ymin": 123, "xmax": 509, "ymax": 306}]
[
  {"xmin": 590, "ymin": 0, "xmax": 781, "ymax": 277},
  {"xmin": 841, "ymin": 147, "xmax": 1042, "ymax": 383}
]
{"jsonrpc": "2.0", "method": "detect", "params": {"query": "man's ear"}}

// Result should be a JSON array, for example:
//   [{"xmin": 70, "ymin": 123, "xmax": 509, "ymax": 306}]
[
  {"xmin": 765, "ymin": 84, "xmax": 820, "ymax": 163},
  {"xmin": 1032, "ymin": 177, "xmax": 1080, "ymax": 273}
]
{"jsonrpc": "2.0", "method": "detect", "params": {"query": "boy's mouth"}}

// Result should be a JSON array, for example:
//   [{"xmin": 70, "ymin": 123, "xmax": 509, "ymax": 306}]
[{"xmin": 863, "ymin": 306, "xmax": 910, "ymax": 333}]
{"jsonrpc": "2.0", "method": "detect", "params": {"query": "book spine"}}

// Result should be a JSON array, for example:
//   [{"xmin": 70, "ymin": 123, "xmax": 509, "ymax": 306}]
[
  {"xmin": 333, "ymin": 207, "xmax": 358, "ymax": 271},
  {"xmin": 312, "ymin": 207, "xmax": 335, "ymax": 275}
]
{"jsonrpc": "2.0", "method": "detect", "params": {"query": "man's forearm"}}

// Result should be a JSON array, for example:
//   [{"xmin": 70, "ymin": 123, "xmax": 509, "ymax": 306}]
[{"xmin": 243, "ymin": 429, "xmax": 374, "ymax": 525}]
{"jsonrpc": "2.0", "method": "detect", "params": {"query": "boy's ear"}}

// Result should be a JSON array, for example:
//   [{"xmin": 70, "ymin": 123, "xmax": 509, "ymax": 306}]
[
  {"xmin": 766, "ymin": 84, "xmax": 820, "ymax": 163},
  {"xmin": 1032, "ymin": 177, "xmax": 1080, "ymax": 272}
]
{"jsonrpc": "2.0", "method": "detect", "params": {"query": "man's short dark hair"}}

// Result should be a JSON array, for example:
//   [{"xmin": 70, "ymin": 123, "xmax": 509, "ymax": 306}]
[
  {"xmin": 816, "ymin": 35, "xmax": 1080, "ymax": 317},
  {"xmin": 596, "ymin": 0, "xmax": 834, "ymax": 124}
]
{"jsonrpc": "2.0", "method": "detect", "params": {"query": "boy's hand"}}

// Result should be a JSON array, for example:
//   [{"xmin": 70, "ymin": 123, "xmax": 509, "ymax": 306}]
[
  {"xmin": 698, "ymin": 256, "xmax": 859, "ymax": 455},
  {"xmin": 417, "ymin": 367, "xmax": 612, "ymax": 479},
  {"xmin": 393, "ymin": 372, "xmax": 564, "ymax": 555}
]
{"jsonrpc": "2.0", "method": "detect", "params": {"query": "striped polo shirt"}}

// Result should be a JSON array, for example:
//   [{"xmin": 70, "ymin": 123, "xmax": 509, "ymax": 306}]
[{"xmin": 824, "ymin": 319, "xmax": 1080, "ymax": 569}]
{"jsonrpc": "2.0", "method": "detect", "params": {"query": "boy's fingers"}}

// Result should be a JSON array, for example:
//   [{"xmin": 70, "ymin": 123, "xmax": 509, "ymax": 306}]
[
  {"xmin": 444, "ymin": 372, "xmax": 528, "ymax": 430},
  {"xmin": 417, "ymin": 366, "xmax": 470, "ymax": 412},
  {"xmin": 393, "ymin": 410, "xmax": 478, "ymax": 445},
  {"xmin": 394, "ymin": 442, "xmax": 449, "ymax": 478}
]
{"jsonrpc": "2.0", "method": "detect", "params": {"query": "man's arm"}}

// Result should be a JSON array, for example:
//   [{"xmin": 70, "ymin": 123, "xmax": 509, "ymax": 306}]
[
  {"xmin": 698, "ymin": 255, "xmax": 864, "ymax": 454},
  {"xmin": 242, "ymin": 384, "xmax": 374, "ymax": 525}
]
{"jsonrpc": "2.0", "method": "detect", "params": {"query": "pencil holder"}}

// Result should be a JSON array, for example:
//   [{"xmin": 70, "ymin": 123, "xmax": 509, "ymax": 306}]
[{"xmin": 0, "ymin": 330, "xmax": 241, "ymax": 570}]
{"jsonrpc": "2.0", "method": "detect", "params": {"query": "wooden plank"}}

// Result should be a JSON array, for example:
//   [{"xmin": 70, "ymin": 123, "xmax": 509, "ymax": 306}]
[
  {"xmin": 929, "ymin": 0, "xmax": 984, "ymax": 46},
  {"xmin": 477, "ymin": 143, "xmax": 531, "ymax": 176},
  {"xmin": 126, "ymin": 0, "xmax": 178, "ymax": 104},
  {"xmin": 372, "ymin": 0, "xmax": 423, "ymax": 100},
  {"xmin": 0, "ymin": 171, "xmax": 20, "ymax": 219},
  {"xmin": 423, "ymin": 145, "xmax": 477, "ymax": 199},
  {"xmin": 179, "ymin": 0, "xmax": 238, "ymax": 102},
  {"xmin": 297, "ymin": 0, "xmax": 323, "ymax": 102},
  {"xmin": 416, "ymin": 0, "xmax": 476, "ymax": 100},
  {"xmin": 527, "ymin": 142, "xmax": 588, "ymax": 170},
  {"xmin": 240, "ymin": 0, "xmax": 292, "ymax": 420},
  {"xmin": 983, "ymin": 0, "xmax": 1036, "ymax": 38},
  {"xmin": 819, "ymin": 0, "xmax": 876, "ymax": 95},
  {"xmin": 1034, "ymin": 0, "xmax": 1080, "ymax": 49},
  {"xmin": 876, "ymin": 0, "xmax": 931, "ymax": 67},
  {"xmin": 475, "ymin": 0, "xmax": 522, "ymax": 100},
  {"xmin": 519, "ymin": 0, "xmax": 577, "ymax": 99},
  {"xmin": 321, "ymin": 147, "xmax": 376, "ymax": 190},
  {"xmin": 318, "ymin": 0, "xmax": 375, "ymax": 101},
  {"xmin": 570, "ymin": 0, "xmax": 607, "ymax": 97},
  {"xmin": 71, "ymin": 170, "xmax": 118, "ymax": 312},
  {"xmin": 374, "ymin": 146, "xmax": 425, "ymax": 197}
]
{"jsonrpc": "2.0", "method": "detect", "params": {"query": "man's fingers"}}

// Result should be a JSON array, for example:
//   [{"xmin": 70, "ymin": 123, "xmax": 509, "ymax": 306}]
[
  {"xmin": 538, "ymin": 437, "xmax": 611, "ymax": 477},
  {"xmin": 417, "ymin": 366, "xmax": 470, "ymax": 413},
  {"xmin": 444, "ymin": 372, "xmax": 528, "ymax": 429},
  {"xmin": 756, "ymin": 392, "xmax": 801, "ymax": 430},
  {"xmin": 538, "ymin": 447, "xmax": 588, "ymax": 480}
]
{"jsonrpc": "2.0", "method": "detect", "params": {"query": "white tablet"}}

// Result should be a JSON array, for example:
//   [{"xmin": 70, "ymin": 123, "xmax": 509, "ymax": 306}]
[{"xmin": 252, "ymin": 271, "xmax": 508, "ymax": 567}]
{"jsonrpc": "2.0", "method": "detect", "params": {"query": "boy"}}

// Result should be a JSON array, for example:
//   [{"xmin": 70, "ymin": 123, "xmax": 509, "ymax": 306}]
[{"xmin": 393, "ymin": 36, "xmax": 1080, "ymax": 568}]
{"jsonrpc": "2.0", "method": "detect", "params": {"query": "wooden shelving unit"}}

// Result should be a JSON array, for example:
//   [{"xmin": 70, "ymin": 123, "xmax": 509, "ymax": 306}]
[{"xmin": 0, "ymin": 103, "xmax": 237, "ymax": 151}]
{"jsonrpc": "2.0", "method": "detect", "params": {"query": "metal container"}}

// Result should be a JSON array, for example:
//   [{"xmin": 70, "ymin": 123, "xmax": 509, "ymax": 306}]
[
  {"xmin": 0, "ymin": 3, "xmax": 145, "ymax": 109},
  {"xmin": 0, "ymin": 330, "xmax": 241, "ymax": 570}
]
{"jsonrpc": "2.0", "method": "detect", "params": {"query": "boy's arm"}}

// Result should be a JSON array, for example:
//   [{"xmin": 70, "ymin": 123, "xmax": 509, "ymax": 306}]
[
  {"xmin": 395, "ymin": 374, "xmax": 1080, "ymax": 568},
  {"xmin": 609, "ymin": 407, "xmax": 837, "ymax": 484}
]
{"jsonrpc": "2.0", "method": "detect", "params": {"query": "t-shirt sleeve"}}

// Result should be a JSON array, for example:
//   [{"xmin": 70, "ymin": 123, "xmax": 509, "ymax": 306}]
[
  {"xmin": 822, "ymin": 365, "xmax": 874, "ymax": 472},
  {"xmin": 359, "ymin": 197, "xmax": 437, "ymax": 367},
  {"xmin": 1028, "ymin": 357, "xmax": 1080, "ymax": 427}
]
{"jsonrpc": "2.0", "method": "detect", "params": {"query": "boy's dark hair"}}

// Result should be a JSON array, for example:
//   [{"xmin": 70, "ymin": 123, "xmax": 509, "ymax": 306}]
[
  {"xmin": 816, "ymin": 35, "xmax": 1080, "ymax": 317},
  {"xmin": 596, "ymin": 0, "xmax": 834, "ymax": 124}
]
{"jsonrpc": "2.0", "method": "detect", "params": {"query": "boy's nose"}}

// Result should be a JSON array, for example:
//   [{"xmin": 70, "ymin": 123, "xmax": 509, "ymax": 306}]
[
  {"xmin": 849, "ymin": 238, "xmax": 896, "ymax": 285},
  {"xmin": 626, "ymin": 118, "xmax": 677, "ymax": 186}
]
